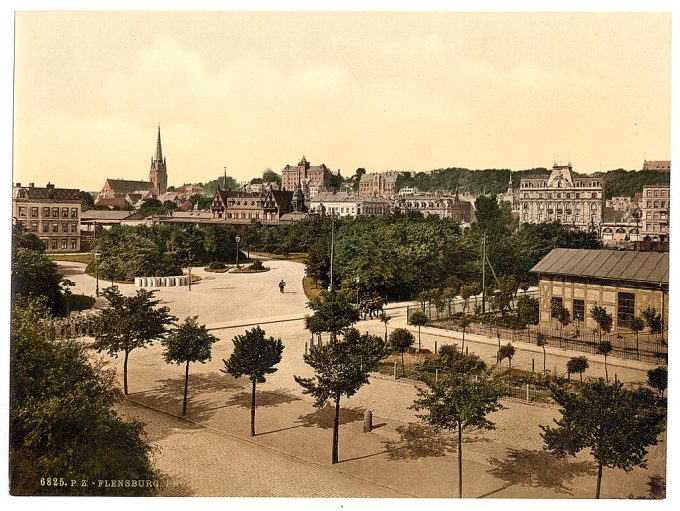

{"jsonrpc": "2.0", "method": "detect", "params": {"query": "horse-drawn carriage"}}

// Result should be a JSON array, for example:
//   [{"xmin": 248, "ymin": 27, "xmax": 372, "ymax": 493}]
[{"xmin": 358, "ymin": 297, "xmax": 388, "ymax": 319}]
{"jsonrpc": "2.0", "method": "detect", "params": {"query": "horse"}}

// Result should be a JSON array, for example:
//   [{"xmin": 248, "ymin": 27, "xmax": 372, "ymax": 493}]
[{"xmin": 360, "ymin": 297, "xmax": 388, "ymax": 319}]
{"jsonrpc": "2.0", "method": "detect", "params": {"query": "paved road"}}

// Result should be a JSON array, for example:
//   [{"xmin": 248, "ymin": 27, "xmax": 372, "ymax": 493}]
[{"xmin": 61, "ymin": 258, "xmax": 666, "ymax": 499}]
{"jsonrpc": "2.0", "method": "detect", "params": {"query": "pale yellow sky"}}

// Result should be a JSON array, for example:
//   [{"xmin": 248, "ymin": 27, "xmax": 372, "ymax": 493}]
[{"xmin": 13, "ymin": 11, "xmax": 671, "ymax": 191}]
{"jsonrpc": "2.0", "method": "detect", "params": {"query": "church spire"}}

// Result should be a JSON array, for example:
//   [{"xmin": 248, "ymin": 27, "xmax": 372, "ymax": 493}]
[{"xmin": 155, "ymin": 123, "xmax": 163, "ymax": 161}]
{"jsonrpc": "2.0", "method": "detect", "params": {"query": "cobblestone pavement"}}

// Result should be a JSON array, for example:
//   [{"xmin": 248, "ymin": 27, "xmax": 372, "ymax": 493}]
[
  {"xmin": 116, "ymin": 400, "xmax": 409, "ymax": 497},
  {"xmin": 65, "ymin": 258, "xmax": 666, "ymax": 499}
]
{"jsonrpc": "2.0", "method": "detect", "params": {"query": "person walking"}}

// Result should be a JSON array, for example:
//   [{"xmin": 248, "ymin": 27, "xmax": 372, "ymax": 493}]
[{"xmin": 278, "ymin": 280, "xmax": 286, "ymax": 294}]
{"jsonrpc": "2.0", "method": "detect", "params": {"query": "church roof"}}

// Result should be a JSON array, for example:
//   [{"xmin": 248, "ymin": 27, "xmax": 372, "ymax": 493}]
[{"xmin": 104, "ymin": 179, "xmax": 155, "ymax": 194}]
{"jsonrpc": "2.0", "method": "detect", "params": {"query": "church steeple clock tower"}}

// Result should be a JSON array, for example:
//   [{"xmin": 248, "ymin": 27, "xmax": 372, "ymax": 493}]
[{"xmin": 149, "ymin": 124, "xmax": 168, "ymax": 195}]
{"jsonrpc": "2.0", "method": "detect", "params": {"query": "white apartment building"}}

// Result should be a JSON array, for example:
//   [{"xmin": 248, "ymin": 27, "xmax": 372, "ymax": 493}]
[{"xmin": 518, "ymin": 163, "xmax": 604, "ymax": 231}]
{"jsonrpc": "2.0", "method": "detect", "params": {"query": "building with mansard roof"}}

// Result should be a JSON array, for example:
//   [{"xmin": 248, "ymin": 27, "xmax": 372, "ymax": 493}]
[
  {"xmin": 13, "ymin": 182, "xmax": 82, "ymax": 253},
  {"xmin": 210, "ymin": 183, "xmax": 307, "ymax": 223},
  {"xmin": 518, "ymin": 163, "xmax": 604, "ymax": 232}
]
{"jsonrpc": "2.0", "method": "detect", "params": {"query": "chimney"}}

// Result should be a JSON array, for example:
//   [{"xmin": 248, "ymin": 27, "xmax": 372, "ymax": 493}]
[
  {"xmin": 46, "ymin": 182, "xmax": 55, "ymax": 189},
  {"xmin": 15, "ymin": 182, "xmax": 20, "ymax": 187},
  {"xmin": 29, "ymin": 182, "xmax": 34, "ymax": 187}
]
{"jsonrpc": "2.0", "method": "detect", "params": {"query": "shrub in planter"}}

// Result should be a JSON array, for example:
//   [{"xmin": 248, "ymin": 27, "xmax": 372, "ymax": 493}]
[
  {"xmin": 207, "ymin": 261, "xmax": 227, "ymax": 270},
  {"xmin": 249, "ymin": 260, "xmax": 265, "ymax": 271}
]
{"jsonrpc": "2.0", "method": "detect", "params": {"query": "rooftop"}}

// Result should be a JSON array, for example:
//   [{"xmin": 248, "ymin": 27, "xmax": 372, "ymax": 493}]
[{"xmin": 530, "ymin": 248, "xmax": 668, "ymax": 285}]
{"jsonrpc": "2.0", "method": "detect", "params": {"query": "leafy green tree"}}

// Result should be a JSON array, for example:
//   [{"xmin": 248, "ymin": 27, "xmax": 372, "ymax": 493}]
[
  {"xmin": 379, "ymin": 311, "xmax": 391, "ymax": 344},
  {"xmin": 305, "ymin": 239, "xmax": 330, "ymax": 287},
  {"xmin": 590, "ymin": 305, "xmax": 613, "ymax": 343},
  {"xmin": 295, "ymin": 332, "xmax": 386, "ymax": 463},
  {"xmin": 12, "ymin": 247, "xmax": 63, "ymax": 314},
  {"xmin": 457, "ymin": 316, "xmax": 473, "ymax": 352},
  {"xmin": 223, "ymin": 326, "xmax": 284, "ymax": 436},
  {"xmin": 93, "ymin": 287, "xmax": 176, "ymax": 395},
  {"xmin": 389, "ymin": 328, "xmax": 415, "ymax": 377},
  {"xmin": 647, "ymin": 367, "xmax": 667, "ymax": 397},
  {"xmin": 202, "ymin": 173, "xmax": 240, "ymax": 196},
  {"xmin": 60, "ymin": 278, "xmax": 76, "ymax": 316},
  {"xmin": 542, "ymin": 379, "xmax": 666, "ymax": 498},
  {"xmin": 262, "ymin": 169, "xmax": 282, "ymax": 187},
  {"xmin": 10, "ymin": 298, "xmax": 159, "ymax": 495},
  {"xmin": 517, "ymin": 295, "xmax": 539, "ymax": 326},
  {"xmin": 305, "ymin": 290, "xmax": 360, "ymax": 342},
  {"xmin": 498, "ymin": 343, "xmax": 516, "ymax": 373},
  {"xmin": 12, "ymin": 224, "xmax": 46, "ymax": 254},
  {"xmin": 412, "ymin": 372, "xmax": 503, "ymax": 498},
  {"xmin": 566, "ymin": 356, "xmax": 589, "ymax": 382},
  {"xmin": 77, "ymin": 190, "xmax": 95, "ymax": 210},
  {"xmin": 409, "ymin": 310, "xmax": 429, "ymax": 351},
  {"xmin": 597, "ymin": 340, "xmax": 613, "ymax": 381},
  {"xmin": 324, "ymin": 173, "xmax": 345, "ymax": 192},
  {"xmin": 536, "ymin": 333, "xmax": 548, "ymax": 375},
  {"xmin": 642, "ymin": 307, "xmax": 663, "ymax": 335},
  {"xmin": 553, "ymin": 304, "xmax": 571, "ymax": 339},
  {"xmin": 630, "ymin": 317, "xmax": 645, "ymax": 356},
  {"xmin": 460, "ymin": 285, "xmax": 474, "ymax": 314},
  {"xmin": 437, "ymin": 345, "xmax": 486, "ymax": 375},
  {"xmin": 162, "ymin": 317, "xmax": 218, "ymax": 416}
]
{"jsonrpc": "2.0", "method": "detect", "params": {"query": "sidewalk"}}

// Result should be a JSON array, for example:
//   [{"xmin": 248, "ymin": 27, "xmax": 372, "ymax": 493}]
[{"xmin": 116, "ymin": 342, "xmax": 665, "ymax": 499}]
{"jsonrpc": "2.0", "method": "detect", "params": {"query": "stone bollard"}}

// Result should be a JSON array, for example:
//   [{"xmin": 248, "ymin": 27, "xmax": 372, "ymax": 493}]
[
  {"xmin": 135, "ymin": 277, "xmax": 141, "ymax": 287},
  {"xmin": 363, "ymin": 410, "xmax": 373, "ymax": 433}
]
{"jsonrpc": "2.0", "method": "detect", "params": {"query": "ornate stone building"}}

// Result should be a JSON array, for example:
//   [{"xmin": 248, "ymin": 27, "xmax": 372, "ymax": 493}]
[
  {"xmin": 210, "ymin": 185, "xmax": 306, "ymax": 223},
  {"xmin": 358, "ymin": 172, "xmax": 399, "ymax": 198},
  {"xmin": 393, "ymin": 189, "xmax": 475, "ymax": 223},
  {"xmin": 13, "ymin": 182, "xmax": 82, "ymax": 252},
  {"xmin": 280, "ymin": 156, "xmax": 333, "ymax": 192},
  {"xmin": 518, "ymin": 163, "xmax": 604, "ymax": 231},
  {"xmin": 310, "ymin": 191, "xmax": 392, "ymax": 217}
]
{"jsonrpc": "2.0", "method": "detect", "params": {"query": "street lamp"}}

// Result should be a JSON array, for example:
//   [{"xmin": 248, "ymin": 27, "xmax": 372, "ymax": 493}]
[
  {"xmin": 235, "ymin": 235, "xmax": 241, "ymax": 268},
  {"xmin": 355, "ymin": 275, "xmax": 360, "ymax": 306},
  {"xmin": 94, "ymin": 252, "xmax": 101, "ymax": 297}
]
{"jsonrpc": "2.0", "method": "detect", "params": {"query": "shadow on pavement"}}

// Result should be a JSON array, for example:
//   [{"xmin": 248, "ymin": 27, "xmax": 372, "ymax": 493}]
[
  {"xmin": 130, "ymin": 373, "xmax": 241, "ymax": 423},
  {"xmin": 482, "ymin": 448, "xmax": 596, "ymax": 497},
  {"xmin": 224, "ymin": 388, "xmax": 301, "ymax": 409},
  {"xmin": 381, "ymin": 423, "xmax": 453, "ymax": 461},
  {"xmin": 296, "ymin": 404, "xmax": 365, "ymax": 430}
]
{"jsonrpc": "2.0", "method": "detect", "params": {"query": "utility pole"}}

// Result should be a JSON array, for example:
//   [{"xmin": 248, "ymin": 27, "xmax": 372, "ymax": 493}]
[
  {"xmin": 481, "ymin": 233, "xmax": 486, "ymax": 314},
  {"xmin": 328, "ymin": 214, "xmax": 335, "ymax": 292}
]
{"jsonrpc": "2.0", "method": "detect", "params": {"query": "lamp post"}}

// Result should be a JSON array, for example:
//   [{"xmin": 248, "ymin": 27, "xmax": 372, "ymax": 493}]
[
  {"xmin": 94, "ymin": 252, "xmax": 101, "ymax": 297},
  {"xmin": 235, "ymin": 235, "xmax": 241, "ymax": 268}
]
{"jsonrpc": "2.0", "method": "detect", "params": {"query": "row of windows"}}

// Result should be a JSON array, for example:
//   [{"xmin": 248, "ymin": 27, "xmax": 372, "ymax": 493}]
[
  {"xmin": 644, "ymin": 200, "xmax": 669, "ymax": 209},
  {"xmin": 646, "ymin": 212, "xmax": 669, "ymax": 220},
  {"xmin": 39, "ymin": 237, "xmax": 79, "ymax": 250},
  {"xmin": 522, "ymin": 180, "xmax": 601, "ymax": 188},
  {"xmin": 17, "ymin": 206, "xmax": 79, "ymax": 218},
  {"xmin": 522, "ymin": 192, "xmax": 599, "ymax": 199},
  {"xmin": 30, "ymin": 222, "xmax": 79, "ymax": 233},
  {"xmin": 644, "ymin": 223, "xmax": 669, "ymax": 232},
  {"xmin": 523, "ymin": 213, "xmax": 590, "ymax": 223},
  {"xmin": 522, "ymin": 202, "xmax": 598, "ymax": 211},
  {"xmin": 645, "ymin": 189, "xmax": 669, "ymax": 198},
  {"xmin": 551, "ymin": 292, "xmax": 636, "ymax": 325}
]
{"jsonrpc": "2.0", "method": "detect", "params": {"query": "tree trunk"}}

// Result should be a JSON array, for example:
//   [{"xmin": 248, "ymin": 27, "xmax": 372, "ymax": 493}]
[
  {"xmin": 250, "ymin": 378, "xmax": 257, "ymax": 437},
  {"xmin": 461, "ymin": 329, "xmax": 465, "ymax": 352},
  {"xmin": 418, "ymin": 326, "xmax": 421, "ymax": 352},
  {"xmin": 123, "ymin": 349, "xmax": 130, "ymax": 395},
  {"xmin": 604, "ymin": 356, "xmax": 609, "ymax": 382},
  {"xmin": 636, "ymin": 332, "xmax": 639, "ymax": 359},
  {"xmin": 457, "ymin": 423, "xmax": 463, "ymax": 498},
  {"xmin": 542, "ymin": 348, "xmax": 546, "ymax": 375},
  {"xmin": 332, "ymin": 396, "xmax": 341, "ymax": 464},
  {"xmin": 401, "ymin": 352, "xmax": 405, "ymax": 377},
  {"xmin": 182, "ymin": 359, "xmax": 190, "ymax": 416},
  {"xmin": 595, "ymin": 461, "xmax": 603, "ymax": 498}
]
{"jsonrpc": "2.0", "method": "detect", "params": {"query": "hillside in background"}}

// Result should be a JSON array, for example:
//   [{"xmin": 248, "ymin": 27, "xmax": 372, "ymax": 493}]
[{"xmin": 394, "ymin": 166, "xmax": 670, "ymax": 199}]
